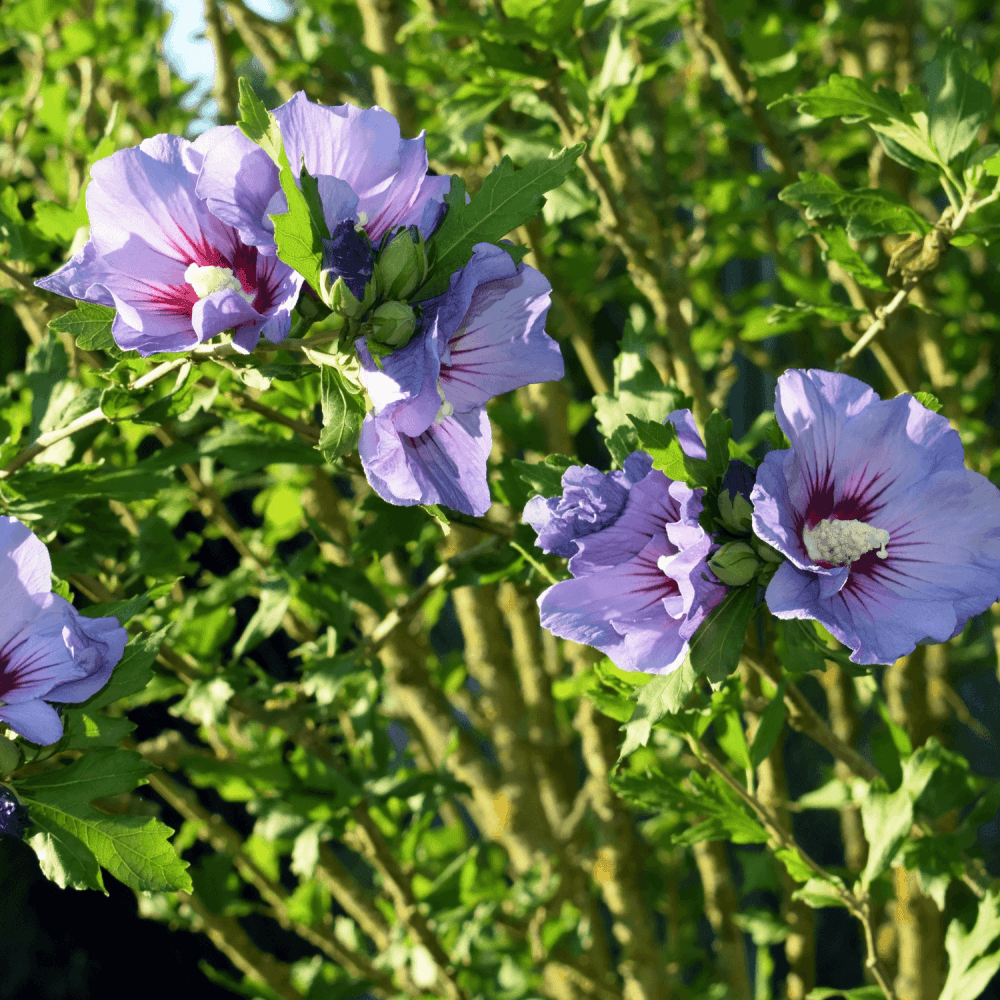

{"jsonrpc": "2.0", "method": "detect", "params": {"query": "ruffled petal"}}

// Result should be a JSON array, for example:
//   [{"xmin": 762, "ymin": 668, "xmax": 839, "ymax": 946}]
[
  {"xmin": 43, "ymin": 603, "xmax": 125, "ymax": 704},
  {"xmin": 33, "ymin": 240, "xmax": 116, "ymax": 307},
  {"xmin": 570, "ymin": 472, "xmax": 687, "ymax": 575},
  {"xmin": 196, "ymin": 130, "xmax": 280, "ymax": 252}
]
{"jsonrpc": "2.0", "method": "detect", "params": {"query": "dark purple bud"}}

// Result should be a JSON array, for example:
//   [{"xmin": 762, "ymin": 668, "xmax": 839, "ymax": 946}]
[
  {"xmin": 322, "ymin": 220, "xmax": 375, "ymax": 301},
  {"xmin": 0, "ymin": 787, "xmax": 29, "ymax": 841},
  {"xmin": 722, "ymin": 459, "xmax": 756, "ymax": 503}
]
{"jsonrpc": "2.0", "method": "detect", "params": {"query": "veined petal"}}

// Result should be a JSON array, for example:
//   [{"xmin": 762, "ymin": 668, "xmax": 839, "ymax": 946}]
[
  {"xmin": 88, "ymin": 134, "xmax": 239, "ymax": 277},
  {"xmin": 570, "ymin": 472, "xmax": 688, "ymax": 575},
  {"xmin": 0, "ymin": 518, "xmax": 51, "ymax": 648},
  {"xmin": 197, "ymin": 130, "xmax": 280, "ymax": 252},
  {"xmin": 436, "ymin": 245, "xmax": 562, "ymax": 412},
  {"xmin": 359, "ymin": 407, "xmax": 492, "ymax": 516},
  {"xmin": 43, "ymin": 601, "xmax": 126, "ymax": 704},
  {"xmin": 539, "ymin": 534, "xmax": 689, "ymax": 673}
]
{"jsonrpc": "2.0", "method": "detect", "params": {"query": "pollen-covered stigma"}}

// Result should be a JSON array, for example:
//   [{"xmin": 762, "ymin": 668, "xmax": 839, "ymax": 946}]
[
  {"xmin": 185, "ymin": 263, "xmax": 255, "ymax": 305},
  {"xmin": 802, "ymin": 517, "xmax": 889, "ymax": 566}
]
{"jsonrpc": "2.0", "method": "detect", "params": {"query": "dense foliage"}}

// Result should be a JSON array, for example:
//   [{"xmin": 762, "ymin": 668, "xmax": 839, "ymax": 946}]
[{"xmin": 4, "ymin": 1, "xmax": 1000, "ymax": 999}]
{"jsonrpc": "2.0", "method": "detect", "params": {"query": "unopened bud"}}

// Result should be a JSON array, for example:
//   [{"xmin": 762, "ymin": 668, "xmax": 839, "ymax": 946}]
[
  {"xmin": 323, "ymin": 273, "xmax": 378, "ymax": 319},
  {"xmin": 752, "ymin": 536, "xmax": 785, "ymax": 564},
  {"xmin": 718, "ymin": 490, "xmax": 753, "ymax": 534},
  {"xmin": 376, "ymin": 226, "xmax": 428, "ymax": 300},
  {"xmin": 368, "ymin": 301, "xmax": 417, "ymax": 350},
  {"xmin": 708, "ymin": 541, "xmax": 760, "ymax": 586}
]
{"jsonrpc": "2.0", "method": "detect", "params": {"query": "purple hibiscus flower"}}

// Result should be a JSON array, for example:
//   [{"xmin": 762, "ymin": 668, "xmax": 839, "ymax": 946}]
[
  {"xmin": 0, "ymin": 517, "xmax": 127, "ymax": 745},
  {"xmin": 356, "ymin": 242, "xmax": 564, "ymax": 516},
  {"xmin": 533, "ymin": 412, "xmax": 728, "ymax": 674},
  {"xmin": 752, "ymin": 369, "xmax": 1000, "ymax": 665},
  {"xmin": 35, "ymin": 134, "xmax": 304, "ymax": 357},
  {"xmin": 194, "ymin": 92, "xmax": 451, "ymax": 261}
]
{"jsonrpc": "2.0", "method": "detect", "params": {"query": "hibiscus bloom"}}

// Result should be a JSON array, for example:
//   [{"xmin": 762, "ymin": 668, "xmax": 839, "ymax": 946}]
[
  {"xmin": 35, "ymin": 134, "xmax": 304, "ymax": 357},
  {"xmin": 194, "ymin": 92, "xmax": 450, "ymax": 258},
  {"xmin": 0, "ymin": 518, "xmax": 127, "ymax": 745},
  {"xmin": 533, "ymin": 413, "xmax": 728, "ymax": 674},
  {"xmin": 356, "ymin": 242, "xmax": 563, "ymax": 516},
  {"xmin": 752, "ymin": 369, "xmax": 1000, "ymax": 665}
]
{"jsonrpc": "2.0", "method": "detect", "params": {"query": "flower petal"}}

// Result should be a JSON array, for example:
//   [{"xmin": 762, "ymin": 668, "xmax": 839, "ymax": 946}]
[
  {"xmin": 33, "ymin": 240, "xmax": 116, "ymax": 307},
  {"xmin": 43, "ymin": 603, "xmax": 125, "ymax": 704},
  {"xmin": 569, "ymin": 471, "xmax": 687, "ymax": 575},
  {"xmin": 359, "ymin": 407, "xmax": 492, "ymax": 516},
  {"xmin": 88, "ymin": 134, "xmax": 239, "ymax": 278},
  {"xmin": 196, "ymin": 129, "xmax": 280, "ymax": 251},
  {"xmin": 436, "ymin": 245, "xmax": 561, "ymax": 412},
  {"xmin": 539, "ymin": 533, "xmax": 689, "ymax": 673},
  {"xmin": 0, "ymin": 699, "xmax": 64, "ymax": 745},
  {"xmin": 0, "ymin": 518, "xmax": 51, "ymax": 648}
]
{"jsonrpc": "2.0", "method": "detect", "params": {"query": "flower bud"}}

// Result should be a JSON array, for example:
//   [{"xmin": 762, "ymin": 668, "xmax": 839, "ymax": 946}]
[
  {"xmin": 752, "ymin": 536, "xmax": 785, "ymax": 564},
  {"xmin": 322, "ymin": 272, "xmax": 378, "ymax": 319},
  {"xmin": 708, "ymin": 541, "xmax": 760, "ymax": 586},
  {"xmin": 718, "ymin": 490, "xmax": 754, "ymax": 534},
  {"xmin": 0, "ymin": 785, "xmax": 29, "ymax": 841},
  {"xmin": 368, "ymin": 301, "xmax": 417, "ymax": 350},
  {"xmin": 376, "ymin": 225, "xmax": 428, "ymax": 301}
]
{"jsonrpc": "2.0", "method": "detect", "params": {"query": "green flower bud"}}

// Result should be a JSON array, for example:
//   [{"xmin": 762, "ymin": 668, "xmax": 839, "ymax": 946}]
[
  {"xmin": 718, "ymin": 489, "xmax": 754, "ymax": 534},
  {"xmin": 369, "ymin": 301, "xmax": 418, "ymax": 351},
  {"xmin": 708, "ymin": 541, "xmax": 760, "ymax": 587},
  {"xmin": 376, "ymin": 226, "xmax": 428, "ymax": 301},
  {"xmin": 0, "ymin": 736, "xmax": 20, "ymax": 776},
  {"xmin": 321, "ymin": 272, "xmax": 379, "ymax": 319},
  {"xmin": 752, "ymin": 536, "xmax": 785, "ymax": 564}
]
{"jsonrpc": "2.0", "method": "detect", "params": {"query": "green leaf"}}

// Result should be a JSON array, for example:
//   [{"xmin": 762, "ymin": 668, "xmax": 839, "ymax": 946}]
[
  {"xmin": 715, "ymin": 709, "xmax": 751, "ymax": 769},
  {"xmin": 48, "ymin": 303, "xmax": 117, "ymax": 351},
  {"xmin": 859, "ymin": 744, "xmax": 937, "ymax": 888},
  {"xmin": 925, "ymin": 35, "xmax": 992, "ymax": 162},
  {"xmin": 819, "ymin": 227, "xmax": 891, "ymax": 291},
  {"xmin": 26, "ymin": 817, "xmax": 106, "ymax": 891},
  {"xmin": 793, "ymin": 74, "xmax": 940, "ymax": 166},
  {"xmin": 768, "ymin": 302, "xmax": 867, "ymax": 327},
  {"xmin": 512, "ymin": 454, "xmax": 576, "ymax": 499},
  {"xmin": 702, "ymin": 409, "xmax": 732, "ymax": 484},
  {"xmin": 912, "ymin": 390, "xmax": 943, "ymax": 413},
  {"xmin": 688, "ymin": 585, "xmax": 757, "ymax": 685},
  {"xmin": 628, "ymin": 415, "xmax": 712, "ymax": 487},
  {"xmin": 317, "ymin": 366, "xmax": 367, "ymax": 462},
  {"xmin": 617, "ymin": 658, "xmax": 697, "ymax": 762},
  {"xmin": 22, "ymin": 799, "xmax": 191, "ymax": 893},
  {"xmin": 17, "ymin": 748, "xmax": 154, "ymax": 804},
  {"xmin": 748, "ymin": 681, "xmax": 787, "ymax": 768},
  {"xmin": 237, "ymin": 77, "xmax": 329, "ymax": 289},
  {"xmin": 939, "ymin": 890, "xmax": 1000, "ymax": 1000},
  {"xmin": 672, "ymin": 772, "xmax": 769, "ymax": 846},
  {"xmin": 417, "ymin": 144, "xmax": 586, "ymax": 301},
  {"xmin": 231, "ymin": 581, "xmax": 291, "ymax": 661},
  {"xmin": 780, "ymin": 173, "xmax": 931, "ymax": 240}
]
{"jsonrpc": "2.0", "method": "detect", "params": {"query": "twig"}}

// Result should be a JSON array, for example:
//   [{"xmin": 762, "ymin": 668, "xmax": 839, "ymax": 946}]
[
  {"xmin": 204, "ymin": 0, "xmax": 238, "ymax": 121},
  {"xmin": 177, "ymin": 889, "xmax": 305, "ymax": 1000},
  {"xmin": 687, "ymin": 737, "xmax": 900, "ymax": 1000}
]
